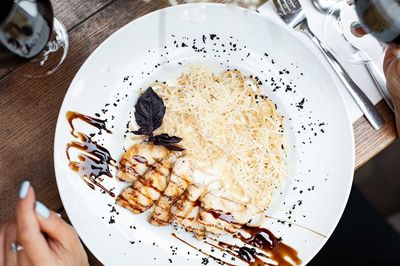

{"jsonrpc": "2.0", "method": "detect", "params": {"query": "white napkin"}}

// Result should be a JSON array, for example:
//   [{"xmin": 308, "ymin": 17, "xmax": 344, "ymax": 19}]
[{"xmin": 257, "ymin": 0, "xmax": 384, "ymax": 123}]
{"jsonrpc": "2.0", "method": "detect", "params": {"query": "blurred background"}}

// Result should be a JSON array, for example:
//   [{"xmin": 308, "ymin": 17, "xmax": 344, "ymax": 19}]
[{"xmin": 356, "ymin": 139, "xmax": 400, "ymax": 233}]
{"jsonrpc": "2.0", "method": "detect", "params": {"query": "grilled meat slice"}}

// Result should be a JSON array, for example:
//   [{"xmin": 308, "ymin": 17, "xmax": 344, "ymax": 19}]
[
  {"xmin": 116, "ymin": 153, "xmax": 177, "ymax": 213},
  {"xmin": 117, "ymin": 144, "xmax": 170, "ymax": 182},
  {"xmin": 171, "ymin": 184, "xmax": 206, "ymax": 239},
  {"xmin": 149, "ymin": 157, "xmax": 193, "ymax": 226},
  {"xmin": 198, "ymin": 191, "xmax": 256, "ymax": 236}
]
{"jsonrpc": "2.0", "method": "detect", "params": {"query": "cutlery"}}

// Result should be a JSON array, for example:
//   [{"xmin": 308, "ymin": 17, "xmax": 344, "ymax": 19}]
[
  {"xmin": 312, "ymin": 0, "xmax": 394, "ymax": 111},
  {"xmin": 273, "ymin": 0, "xmax": 384, "ymax": 130}
]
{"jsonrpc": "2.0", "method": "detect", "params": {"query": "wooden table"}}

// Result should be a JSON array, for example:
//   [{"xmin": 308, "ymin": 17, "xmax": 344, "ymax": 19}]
[{"xmin": 0, "ymin": 0, "xmax": 397, "ymax": 265}]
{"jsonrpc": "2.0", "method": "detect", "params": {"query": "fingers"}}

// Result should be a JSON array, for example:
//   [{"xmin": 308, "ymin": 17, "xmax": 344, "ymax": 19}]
[
  {"xmin": 36, "ymin": 208, "xmax": 77, "ymax": 247},
  {"xmin": 16, "ymin": 182, "xmax": 50, "ymax": 264},
  {"xmin": 384, "ymin": 50, "xmax": 400, "ymax": 133},
  {"xmin": 386, "ymin": 56, "xmax": 400, "ymax": 93},
  {"xmin": 384, "ymin": 46, "xmax": 400, "ymax": 73},
  {"xmin": 35, "ymin": 205, "xmax": 89, "ymax": 266},
  {"xmin": 384, "ymin": 46, "xmax": 400, "ymax": 95},
  {"xmin": 3, "ymin": 222, "xmax": 17, "ymax": 266},
  {"xmin": 0, "ymin": 223, "xmax": 6, "ymax": 266},
  {"xmin": 1, "ymin": 221, "xmax": 33, "ymax": 266}
]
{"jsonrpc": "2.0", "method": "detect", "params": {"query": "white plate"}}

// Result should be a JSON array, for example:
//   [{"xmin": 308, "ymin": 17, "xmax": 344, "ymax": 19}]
[{"xmin": 54, "ymin": 3, "xmax": 354, "ymax": 265}]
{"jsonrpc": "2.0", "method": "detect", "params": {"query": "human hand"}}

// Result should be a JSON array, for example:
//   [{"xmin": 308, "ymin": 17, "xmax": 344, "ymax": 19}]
[
  {"xmin": 0, "ymin": 221, "xmax": 18, "ymax": 265},
  {"xmin": 1, "ymin": 181, "xmax": 89, "ymax": 266},
  {"xmin": 384, "ymin": 47, "xmax": 400, "ymax": 134}
]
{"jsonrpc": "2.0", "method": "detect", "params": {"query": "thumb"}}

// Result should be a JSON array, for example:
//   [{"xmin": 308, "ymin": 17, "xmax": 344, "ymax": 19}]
[{"xmin": 35, "ymin": 205, "xmax": 79, "ymax": 248}]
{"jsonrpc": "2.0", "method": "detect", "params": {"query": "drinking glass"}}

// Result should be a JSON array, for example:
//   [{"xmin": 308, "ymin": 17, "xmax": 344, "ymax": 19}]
[{"xmin": 0, "ymin": 0, "xmax": 69, "ymax": 78}]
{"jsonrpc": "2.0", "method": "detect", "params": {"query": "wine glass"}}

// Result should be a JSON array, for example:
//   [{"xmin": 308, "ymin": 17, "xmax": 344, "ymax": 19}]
[
  {"xmin": 322, "ymin": 0, "xmax": 384, "ymax": 64},
  {"xmin": 354, "ymin": 0, "xmax": 400, "ymax": 47},
  {"xmin": 0, "ymin": 0, "xmax": 69, "ymax": 78},
  {"xmin": 322, "ymin": 0, "xmax": 400, "ymax": 64},
  {"xmin": 322, "ymin": 0, "xmax": 398, "ymax": 111}
]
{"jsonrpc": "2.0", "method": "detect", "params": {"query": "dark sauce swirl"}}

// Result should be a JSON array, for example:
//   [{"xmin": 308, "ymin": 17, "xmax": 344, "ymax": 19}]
[
  {"xmin": 200, "ymin": 208, "xmax": 301, "ymax": 265},
  {"xmin": 201, "ymin": 225, "xmax": 301, "ymax": 266},
  {"xmin": 66, "ymin": 111, "xmax": 116, "ymax": 197},
  {"xmin": 67, "ymin": 111, "xmax": 111, "ymax": 136},
  {"xmin": 207, "ymin": 240, "xmax": 267, "ymax": 265},
  {"xmin": 231, "ymin": 225, "xmax": 301, "ymax": 265}
]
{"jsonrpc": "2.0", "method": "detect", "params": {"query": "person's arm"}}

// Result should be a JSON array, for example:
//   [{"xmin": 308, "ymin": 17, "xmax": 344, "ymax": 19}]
[{"xmin": 384, "ymin": 47, "xmax": 400, "ymax": 134}]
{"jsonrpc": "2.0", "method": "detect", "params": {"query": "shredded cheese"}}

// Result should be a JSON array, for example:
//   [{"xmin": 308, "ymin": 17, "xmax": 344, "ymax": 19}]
[{"xmin": 150, "ymin": 66, "xmax": 286, "ymax": 210}]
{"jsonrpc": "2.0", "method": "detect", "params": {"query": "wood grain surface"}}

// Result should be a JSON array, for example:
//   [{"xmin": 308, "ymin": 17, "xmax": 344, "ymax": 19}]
[
  {"xmin": 354, "ymin": 100, "xmax": 397, "ymax": 169},
  {"xmin": 0, "ymin": 0, "xmax": 397, "ymax": 265}
]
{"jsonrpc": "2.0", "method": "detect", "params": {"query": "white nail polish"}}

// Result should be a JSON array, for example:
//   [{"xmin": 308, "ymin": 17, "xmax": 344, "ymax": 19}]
[
  {"xmin": 19, "ymin": 181, "xmax": 30, "ymax": 199},
  {"xmin": 35, "ymin": 201, "xmax": 50, "ymax": 219}
]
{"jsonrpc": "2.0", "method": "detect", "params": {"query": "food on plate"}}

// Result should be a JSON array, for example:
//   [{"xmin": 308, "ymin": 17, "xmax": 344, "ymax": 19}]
[
  {"xmin": 170, "ymin": 183, "xmax": 207, "ymax": 239},
  {"xmin": 117, "ymin": 66, "xmax": 286, "ymax": 239},
  {"xmin": 116, "ymin": 153, "xmax": 177, "ymax": 213},
  {"xmin": 155, "ymin": 66, "xmax": 286, "ymax": 210},
  {"xmin": 117, "ymin": 144, "xmax": 170, "ymax": 182},
  {"xmin": 77, "ymin": 63, "xmax": 302, "ymax": 265},
  {"xmin": 130, "ymin": 87, "xmax": 184, "ymax": 151},
  {"xmin": 198, "ymin": 190, "xmax": 260, "ymax": 236},
  {"xmin": 149, "ymin": 157, "xmax": 193, "ymax": 226}
]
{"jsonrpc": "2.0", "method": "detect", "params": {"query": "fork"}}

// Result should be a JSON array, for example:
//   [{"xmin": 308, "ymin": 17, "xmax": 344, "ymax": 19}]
[{"xmin": 273, "ymin": 0, "xmax": 384, "ymax": 130}]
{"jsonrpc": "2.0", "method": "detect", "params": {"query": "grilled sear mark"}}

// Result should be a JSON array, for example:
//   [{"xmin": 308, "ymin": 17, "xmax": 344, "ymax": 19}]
[
  {"xmin": 116, "ymin": 153, "xmax": 177, "ymax": 213},
  {"xmin": 115, "ymin": 187, "xmax": 149, "ymax": 213},
  {"xmin": 171, "ymin": 184, "xmax": 207, "ymax": 239},
  {"xmin": 117, "ymin": 144, "xmax": 170, "ymax": 182},
  {"xmin": 149, "ymin": 157, "xmax": 193, "ymax": 226}
]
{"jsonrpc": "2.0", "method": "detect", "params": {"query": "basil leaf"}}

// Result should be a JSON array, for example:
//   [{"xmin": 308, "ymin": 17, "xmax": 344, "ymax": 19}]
[
  {"xmin": 132, "ymin": 128, "xmax": 152, "ymax": 136},
  {"xmin": 153, "ymin": 133, "xmax": 183, "ymax": 145},
  {"xmin": 163, "ymin": 144, "xmax": 185, "ymax": 151},
  {"xmin": 133, "ymin": 87, "xmax": 184, "ymax": 151},
  {"xmin": 134, "ymin": 87, "xmax": 166, "ymax": 135}
]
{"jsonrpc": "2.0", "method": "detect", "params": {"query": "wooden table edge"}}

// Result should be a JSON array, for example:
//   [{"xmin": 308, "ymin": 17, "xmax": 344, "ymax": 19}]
[{"xmin": 354, "ymin": 99, "xmax": 398, "ymax": 170}]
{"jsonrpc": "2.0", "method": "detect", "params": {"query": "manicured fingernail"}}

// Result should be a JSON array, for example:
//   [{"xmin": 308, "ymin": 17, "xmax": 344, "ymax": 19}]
[
  {"xmin": 35, "ymin": 201, "xmax": 50, "ymax": 219},
  {"xmin": 19, "ymin": 181, "xmax": 30, "ymax": 199}
]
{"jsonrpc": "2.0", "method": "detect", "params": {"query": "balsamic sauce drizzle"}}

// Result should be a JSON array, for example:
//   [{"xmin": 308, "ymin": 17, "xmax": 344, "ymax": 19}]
[
  {"xmin": 201, "ymin": 225, "xmax": 301, "ymax": 266},
  {"xmin": 67, "ymin": 111, "xmax": 112, "ymax": 136},
  {"xmin": 66, "ymin": 111, "xmax": 116, "ymax": 197},
  {"xmin": 196, "ymin": 210, "xmax": 305, "ymax": 265},
  {"xmin": 233, "ymin": 226, "xmax": 301, "ymax": 265},
  {"xmin": 173, "ymin": 224, "xmax": 301, "ymax": 266},
  {"xmin": 171, "ymin": 233, "xmax": 234, "ymax": 266},
  {"xmin": 205, "ymin": 240, "xmax": 268, "ymax": 266}
]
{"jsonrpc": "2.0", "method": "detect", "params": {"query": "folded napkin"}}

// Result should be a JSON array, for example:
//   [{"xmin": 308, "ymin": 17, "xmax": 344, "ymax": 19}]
[{"xmin": 257, "ymin": 0, "xmax": 384, "ymax": 123}]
